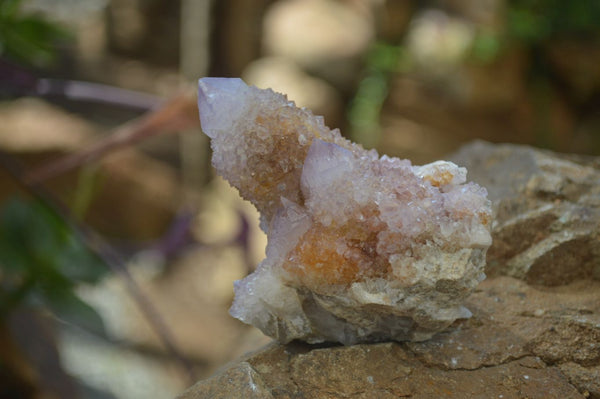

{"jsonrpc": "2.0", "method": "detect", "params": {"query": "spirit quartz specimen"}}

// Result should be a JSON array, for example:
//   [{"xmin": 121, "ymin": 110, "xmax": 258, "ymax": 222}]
[{"xmin": 198, "ymin": 78, "xmax": 492, "ymax": 344}]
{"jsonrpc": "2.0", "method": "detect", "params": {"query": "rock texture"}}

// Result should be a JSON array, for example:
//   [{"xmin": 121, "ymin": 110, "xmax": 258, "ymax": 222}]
[
  {"xmin": 178, "ymin": 275, "xmax": 599, "ymax": 399},
  {"xmin": 178, "ymin": 142, "xmax": 600, "ymax": 399},
  {"xmin": 449, "ymin": 140, "xmax": 600, "ymax": 285},
  {"xmin": 198, "ymin": 77, "xmax": 492, "ymax": 344}
]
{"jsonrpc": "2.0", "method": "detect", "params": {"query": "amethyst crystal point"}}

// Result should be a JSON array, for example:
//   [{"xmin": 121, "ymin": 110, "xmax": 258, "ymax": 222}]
[
  {"xmin": 198, "ymin": 78, "xmax": 250, "ymax": 138},
  {"xmin": 198, "ymin": 77, "xmax": 492, "ymax": 344}
]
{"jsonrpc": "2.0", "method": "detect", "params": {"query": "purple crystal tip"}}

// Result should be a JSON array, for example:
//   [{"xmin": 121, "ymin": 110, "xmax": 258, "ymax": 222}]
[{"xmin": 198, "ymin": 77, "xmax": 250, "ymax": 138}]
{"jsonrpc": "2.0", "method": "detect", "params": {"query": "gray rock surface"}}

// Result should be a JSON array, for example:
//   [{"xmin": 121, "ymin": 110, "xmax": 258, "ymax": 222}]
[
  {"xmin": 450, "ymin": 140, "xmax": 600, "ymax": 285},
  {"xmin": 179, "ymin": 362, "xmax": 273, "ymax": 399},
  {"xmin": 177, "ymin": 142, "xmax": 600, "ymax": 398},
  {"xmin": 178, "ymin": 275, "xmax": 599, "ymax": 398}
]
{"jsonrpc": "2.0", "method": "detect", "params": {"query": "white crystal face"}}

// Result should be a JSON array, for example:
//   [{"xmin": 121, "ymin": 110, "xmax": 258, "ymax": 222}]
[
  {"xmin": 198, "ymin": 78, "xmax": 251, "ymax": 138},
  {"xmin": 301, "ymin": 139, "xmax": 357, "ymax": 226},
  {"xmin": 267, "ymin": 198, "xmax": 311, "ymax": 261},
  {"xmin": 301, "ymin": 139, "xmax": 355, "ymax": 195},
  {"xmin": 198, "ymin": 77, "xmax": 493, "ymax": 344}
]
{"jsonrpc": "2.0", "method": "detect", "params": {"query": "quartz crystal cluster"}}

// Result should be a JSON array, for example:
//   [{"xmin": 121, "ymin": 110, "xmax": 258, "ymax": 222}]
[{"xmin": 198, "ymin": 78, "xmax": 492, "ymax": 344}]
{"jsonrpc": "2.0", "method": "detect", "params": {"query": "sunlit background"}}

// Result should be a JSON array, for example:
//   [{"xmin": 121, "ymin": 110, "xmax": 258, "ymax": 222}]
[{"xmin": 1, "ymin": 0, "xmax": 599, "ymax": 398}]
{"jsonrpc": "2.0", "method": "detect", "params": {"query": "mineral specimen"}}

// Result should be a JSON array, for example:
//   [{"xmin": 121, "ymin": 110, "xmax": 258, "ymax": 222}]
[{"xmin": 198, "ymin": 77, "xmax": 492, "ymax": 344}]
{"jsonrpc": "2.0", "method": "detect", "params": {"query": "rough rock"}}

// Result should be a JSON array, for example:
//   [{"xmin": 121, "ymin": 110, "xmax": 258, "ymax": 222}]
[
  {"xmin": 179, "ymin": 362, "xmax": 273, "ymax": 399},
  {"xmin": 198, "ymin": 78, "xmax": 492, "ymax": 344},
  {"xmin": 178, "ymin": 141, "xmax": 600, "ymax": 398},
  {"xmin": 450, "ymin": 140, "xmax": 600, "ymax": 285},
  {"xmin": 559, "ymin": 363, "xmax": 600, "ymax": 399},
  {"xmin": 178, "ymin": 275, "xmax": 599, "ymax": 398}
]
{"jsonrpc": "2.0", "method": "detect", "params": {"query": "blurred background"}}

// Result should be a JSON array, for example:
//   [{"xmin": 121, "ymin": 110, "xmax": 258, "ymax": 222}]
[{"xmin": 0, "ymin": 0, "xmax": 599, "ymax": 398}]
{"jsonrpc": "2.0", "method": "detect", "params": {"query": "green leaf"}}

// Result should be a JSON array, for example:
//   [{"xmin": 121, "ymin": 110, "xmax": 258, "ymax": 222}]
[
  {"xmin": 0, "ymin": 0, "xmax": 22, "ymax": 18},
  {"xmin": 471, "ymin": 32, "xmax": 502, "ymax": 63},
  {"xmin": 0, "ymin": 198, "xmax": 63, "ymax": 264},
  {"xmin": 0, "ymin": 197, "xmax": 108, "ymax": 316},
  {"xmin": 507, "ymin": 0, "xmax": 600, "ymax": 42},
  {"xmin": 43, "ymin": 287, "xmax": 105, "ymax": 336},
  {"xmin": 57, "ymin": 234, "xmax": 107, "ymax": 284},
  {"xmin": 0, "ymin": 197, "xmax": 107, "ymax": 281},
  {"xmin": 0, "ymin": 0, "xmax": 71, "ymax": 67}
]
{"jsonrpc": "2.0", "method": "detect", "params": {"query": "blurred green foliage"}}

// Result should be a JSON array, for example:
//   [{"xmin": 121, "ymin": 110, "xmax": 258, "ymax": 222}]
[
  {"xmin": 472, "ymin": 0, "xmax": 600, "ymax": 62},
  {"xmin": 350, "ymin": 0, "xmax": 600, "ymax": 149},
  {"xmin": 0, "ymin": 0, "xmax": 70, "ymax": 67},
  {"xmin": 0, "ymin": 197, "xmax": 106, "ymax": 334},
  {"xmin": 348, "ymin": 43, "xmax": 405, "ymax": 148},
  {"xmin": 508, "ymin": 0, "xmax": 600, "ymax": 43}
]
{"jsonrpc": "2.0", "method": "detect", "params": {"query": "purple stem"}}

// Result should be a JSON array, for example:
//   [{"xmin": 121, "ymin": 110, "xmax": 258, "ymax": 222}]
[{"xmin": 0, "ymin": 58, "xmax": 162, "ymax": 111}]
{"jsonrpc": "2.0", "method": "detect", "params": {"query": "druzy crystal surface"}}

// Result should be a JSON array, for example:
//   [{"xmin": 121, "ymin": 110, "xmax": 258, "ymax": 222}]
[{"xmin": 198, "ymin": 78, "xmax": 492, "ymax": 344}]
